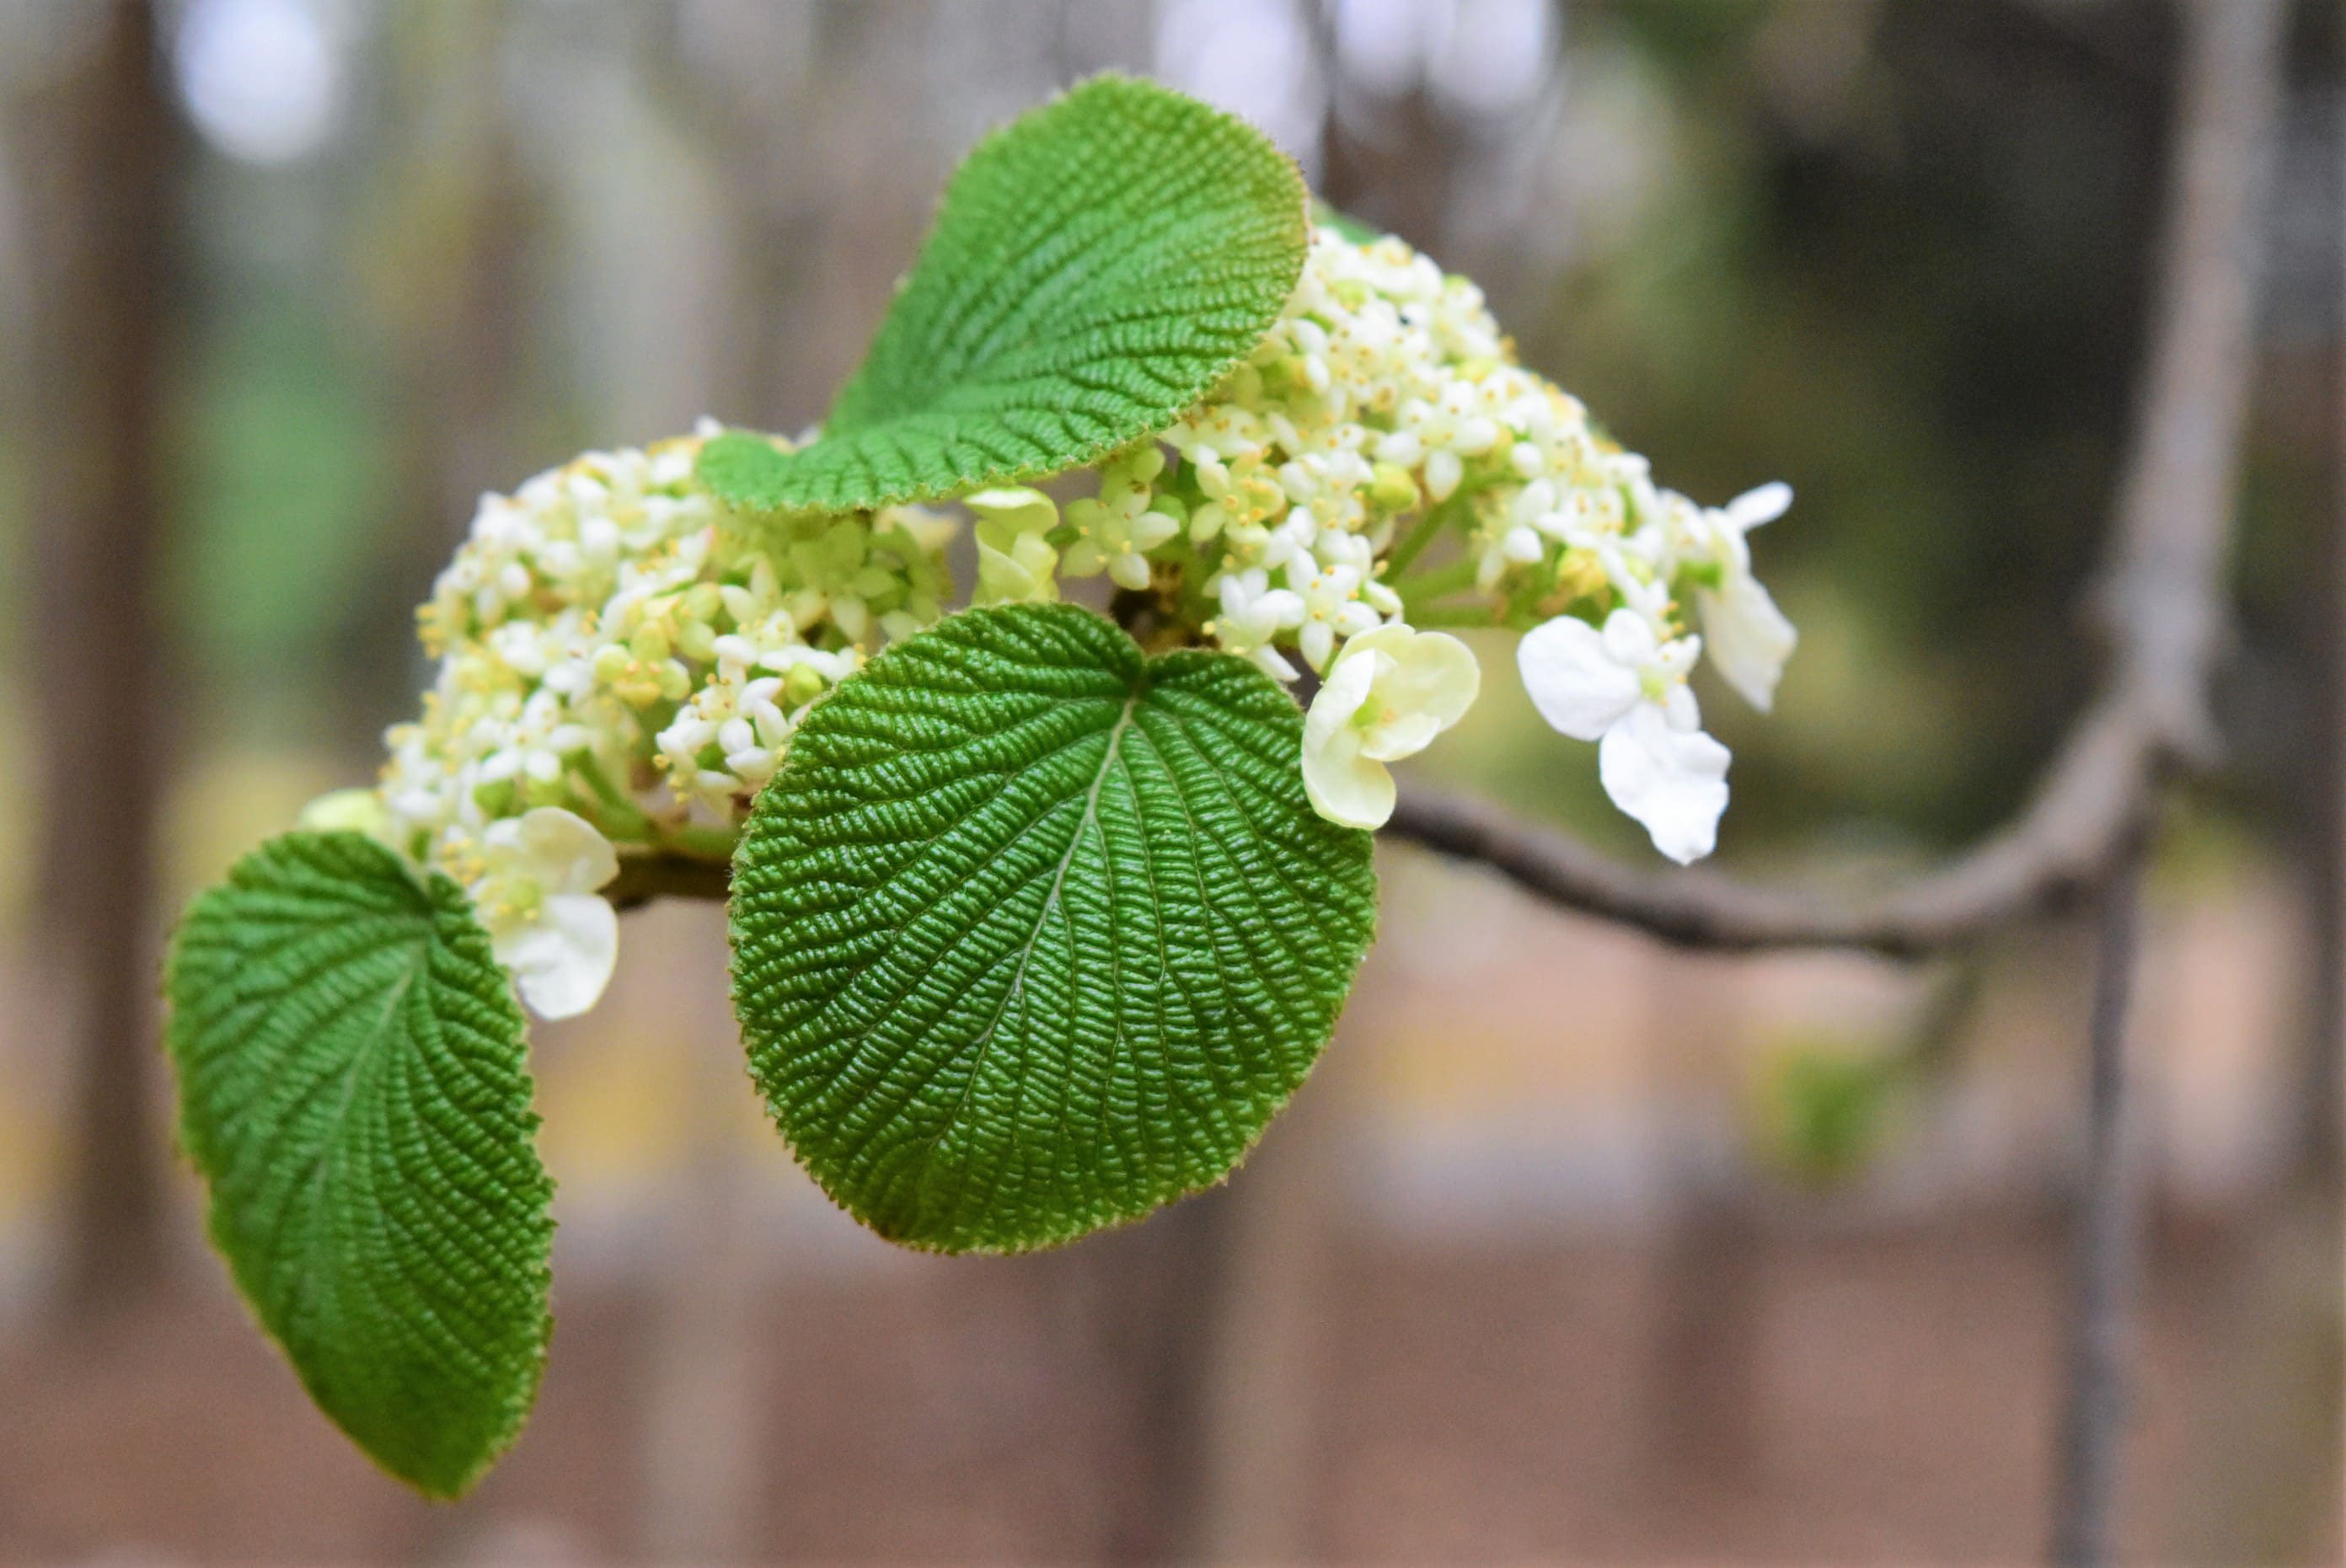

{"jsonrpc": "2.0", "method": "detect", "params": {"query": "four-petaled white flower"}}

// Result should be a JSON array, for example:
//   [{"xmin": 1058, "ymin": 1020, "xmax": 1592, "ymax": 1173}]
[
  {"xmin": 1683, "ymin": 481, "xmax": 1797, "ymax": 712},
  {"xmin": 1287, "ymin": 555, "xmax": 1384, "ymax": 672},
  {"xmin": 473, "ymin": 806, "xmax": 621, "ymax": 1019},
  {"xmin": 967, "ymin": 487, "xmax": 1062, "ymax": 606},
  {"xmin": 1212, "ymin": 568, "xmax": 1306, "ymax": 682},
  {"xmin": 1517, "ymin": 609, "xmax": 1730, "ymax": 865},
  {"xmin": 1302, "ymin": 623, "xmax": 1481, "ymax": 829},
  {"xmin": 1063, "ymin": 496, "xmax": 1181, "ymax": 591}
]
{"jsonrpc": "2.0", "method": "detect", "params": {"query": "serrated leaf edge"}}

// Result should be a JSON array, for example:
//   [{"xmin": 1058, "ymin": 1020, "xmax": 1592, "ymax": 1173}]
[
  {"xmin": 699, "ymin": 72, "xmax": 1311, "ymax": 513},
  {"xmin": 163, "ymin": 832, "xmax": 554, "ymax": 1500},
  {"xmin": 726, "ymin": 606, "xmax": 1378, "ymax": 1255}
]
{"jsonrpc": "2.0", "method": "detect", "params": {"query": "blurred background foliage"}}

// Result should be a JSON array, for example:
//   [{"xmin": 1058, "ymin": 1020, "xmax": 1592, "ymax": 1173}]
[{"xmin": 0, "ymin": 0, "xmax": 2339, "ymax": 1561}]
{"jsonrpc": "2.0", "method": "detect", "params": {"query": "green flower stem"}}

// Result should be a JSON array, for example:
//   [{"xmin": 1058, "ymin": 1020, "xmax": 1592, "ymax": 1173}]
[
  {"xmin": 1381, "ymin": 506, "xmax": 1448, "ymax": 577},
  {"xmin": 660, "ymin": 823, "xmax": 741, "ymax": 861},
  {"xmin": 1406, "ymin": 603, "xmax": 1501, "ymax": 629},
  {"xmin": 576, "ymin": 756, "xmax": 735, "ymax": 863},
  {"xmin": 1381, "ymin": 493, "xmax": 1465, "ymax": 576},
  {"xmin": 1391, "ymin": 557, "xmax": 1481, "ymax": 613},
  {"xmin": 574, "ymin": 757, "xmax": 657, "ymax": 843}
]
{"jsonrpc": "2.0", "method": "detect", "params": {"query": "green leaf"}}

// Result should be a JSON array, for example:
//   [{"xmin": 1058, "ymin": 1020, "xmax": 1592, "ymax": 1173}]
[
  {"xmin": 699, "ymin": 75, "xmax": 1309, "ymax": 513},
  {"xmin": 164, "ymin": 832, "xmax": 553, "ymax": 1497},
  {"xmin": 731, "ymin": 604, "xmax": 1377, "ymax": 1252}
]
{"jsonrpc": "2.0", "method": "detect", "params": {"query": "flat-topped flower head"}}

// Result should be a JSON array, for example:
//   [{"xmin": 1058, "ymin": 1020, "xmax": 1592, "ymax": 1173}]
[
  {"xmin": 347, "ymin": 223, "xmax": 1796, "ymax": 1021},
  {"xmin": 1303, "ymin": 623, "xmax": 1481, "ymax": 829},
  {"xmin": 368, "ymin": 425, "xmax": 957, "ymax": 1014}
]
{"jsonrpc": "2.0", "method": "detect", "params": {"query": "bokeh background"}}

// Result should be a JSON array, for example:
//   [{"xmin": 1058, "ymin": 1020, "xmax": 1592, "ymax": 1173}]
[{"xmin": 2, "ymin": 0, "xmax": 2342, "ymax": 1561}]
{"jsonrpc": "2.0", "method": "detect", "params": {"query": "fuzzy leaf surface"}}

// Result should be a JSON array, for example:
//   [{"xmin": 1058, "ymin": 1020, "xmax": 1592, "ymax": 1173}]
[
  {"xmin": 165, "ymin": 831, "xmax": 552, "ymax": 1497},
  {"xmin": 730, "ymin": 604, "xmax": 1376, "ymax": 1251},
  {"xmin": 698, "ymin": 75, "xmax": 1307, "ymax": 512}
]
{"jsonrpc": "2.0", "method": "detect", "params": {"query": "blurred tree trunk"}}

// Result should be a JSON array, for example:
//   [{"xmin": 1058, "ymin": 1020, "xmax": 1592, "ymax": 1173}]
[
  {"xmin": 1034, "ymin": 72, "xmax": 1505, "ymax": 1566},
  {"xmin": 635, "ymin": 931, "xmax": 766, "ymax": 1562},
  {"xmin": 2299, "ymin": 254, "xmax": 2345, "ymax": 1198},
  {"xmin": 1190, "ymin": 1060, "xmax": 1351, "ymax": 1563},
  {"xmin": 1643, "ymin": 976, "xmax": 1764, "ymax": 1490},
  {"xmin": 1320, "ymin": 83, "xmax": 1469, "ymax": 254},
  {"xmin": 2177, "ymin": 77, "xmax": 2346, "ymax": 1551},
  {"xmin": 2171, "ymin": 43, "xmax": 2346, "ymax": 1556},
  {"xmin": 357, "ymin": 0, "xmax": 533, "ymax": 730},
  {"xmin": 1036, "ymin": 1059, "xmax": 1353, "ymax": 1565},
  {"xmin": 1071, "ymin": 1184, "xmax": 1243, "ymax": 1565},
  {"xmin": 19, "ymin": 0, "xmax": 179, "ymax": 1317}
]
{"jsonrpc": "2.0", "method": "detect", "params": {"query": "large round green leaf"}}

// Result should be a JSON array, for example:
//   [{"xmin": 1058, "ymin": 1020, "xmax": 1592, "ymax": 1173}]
[
  {"xmin": 730, "ymin": 604, "xmax": 1377, "ymax": 1251},
  {"xmin": 699, "ymin": 74, "xmax": 1309, "ymax": 513},
  {"xmin": 164, "ymin": 832, "xmax": 552, "ymax": 1497}
]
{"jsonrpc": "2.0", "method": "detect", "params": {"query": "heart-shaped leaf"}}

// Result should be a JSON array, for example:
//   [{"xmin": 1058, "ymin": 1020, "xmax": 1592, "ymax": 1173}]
[
  {"xmin": 165, "ymin": 832, "xmax": 553, "ymax": 1497},
  {"xmin": 699, "ymin": 75, "xmax": 1308, "ymax": 513},
  {"xmin": 730, "ymin": 604, "xmax": 1377, "ymax": 1251}
]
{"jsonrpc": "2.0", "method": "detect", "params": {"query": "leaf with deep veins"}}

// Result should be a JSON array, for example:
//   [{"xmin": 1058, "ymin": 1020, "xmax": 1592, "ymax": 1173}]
[
  {"xmin": 729, "ymin": 605, "xmax": 1378, "ymax": 1251},
  {"xmin": 165, "ymin": 832, "xmax": 553, "ymax": 1497},
  {"xmin": 698, "ymin": 75, "xmax": 1309, "ymax": 513}
]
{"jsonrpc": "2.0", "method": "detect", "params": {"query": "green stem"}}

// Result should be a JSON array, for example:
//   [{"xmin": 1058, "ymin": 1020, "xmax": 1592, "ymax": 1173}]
[
  {"xmin": 576, "ymin": 756, "xmax": 656, "ymax": 840},
  {"xmin": 661, "ymin": 822, "xmax": 740, "ymax": 861},
  {"xmin": 1382, "ymin": 498, "xmax": 1455, "ymax": 576},
  {"xmin": 1407, "ymin": 604, "xmax": 1501, "ymax": 629},
  {"xmin": 1391, "ymin": 557, "xmax": 1481, "ymax": 612}
]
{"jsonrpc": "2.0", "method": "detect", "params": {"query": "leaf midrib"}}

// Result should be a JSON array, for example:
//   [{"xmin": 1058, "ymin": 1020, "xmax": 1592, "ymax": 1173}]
[
  {"xmin": 283, "ymin": 934, "xmax": 426, "ymax": 1341},
  {"xmin": 919, "ymin": 688, "xmax": 1141, "ymax": 1187}
]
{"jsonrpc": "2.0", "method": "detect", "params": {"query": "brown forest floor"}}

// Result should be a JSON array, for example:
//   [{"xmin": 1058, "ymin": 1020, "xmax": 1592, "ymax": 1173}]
[{"xmin": 0, "ymin": 1210, "xmax": 2336, "ymax": 1565}]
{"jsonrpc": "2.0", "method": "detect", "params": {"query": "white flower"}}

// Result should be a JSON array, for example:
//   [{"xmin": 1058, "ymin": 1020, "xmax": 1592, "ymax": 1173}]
[
  {"xmin": 473, "ymin": 807, "xmax": 620, "ymax": 1019},
  {"xmin": 1063, "ymin": 497, "xmax": 1180, "ymax": 591},
  {"xmin": 1286, "ymin": 555, "xmax": 1383, "ymax": 672},
  {"xmin": 1685, "ymin": 482, "xmax": 1797, "ymax": 711},
  {"xmin": 967, "ymin": 487, "xmax": 1061, "ymax": 606},
  {"xmin": 1302, "ymin": 623, "xmax": 1480, "ymax": 829},
  {"xmin": 1210, "ymin": 568, "xmax": 1306, "ymax": 681},
  {"xmin": 1517, "ymin": 609, "xmax": 1730, "ymax": 864}
]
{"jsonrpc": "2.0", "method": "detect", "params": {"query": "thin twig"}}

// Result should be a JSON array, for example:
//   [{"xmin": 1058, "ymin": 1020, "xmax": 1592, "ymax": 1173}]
[
  {"xmin": 2049, "ymin": 843, "xmax": 2147, "ymax": 1568},
  {"xmin": 1388, "ymin": 0, "xmax": 2284, "ymax": 958},
  {"xmin": 1385, "ymin": 720, "xmax": 2158, "ymax": 958},
  {"xmin": 609, "ymin": 852, "xmax": 731, "ymax": 911}
]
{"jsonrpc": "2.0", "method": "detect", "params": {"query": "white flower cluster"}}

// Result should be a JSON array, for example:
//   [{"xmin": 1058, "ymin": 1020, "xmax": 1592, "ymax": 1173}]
[
  {"xmin": 962, "ymin": 225, "xmax": 1798, "ymax": 861},
  {"xmin": 312, "ymin": 222, "xmax": 1795, "ymax": 1021},
  {"xmin": 333, "ymin": 424, "xmax": 955, "ymax": 1017}
]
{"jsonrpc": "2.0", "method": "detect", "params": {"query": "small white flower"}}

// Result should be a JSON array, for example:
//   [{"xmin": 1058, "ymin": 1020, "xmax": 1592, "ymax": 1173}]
[
  {"xmin": 1211, "ymin": 568, "xmax": 1306, "ymax": 681},
  {"xmin": 1302, "ymin": 623, "xmax": 1480, "ymax": 829},
  {"xmin": 967, "ymin": 487, "xmax": 1061, "ymax": 606},
  {"xmin": 1685, "ymin": 482, "xmax": 1797, "ymax": 711},
  {"xmin": 1286, "ymin": 555, "xmax": 1383, "ymax": 672},
  {"xmin": 1517, "ymin": 609, "xmax": 1730, "ymax": 864},
  {"xmin": 1425, "ymin": 447, "xmax": 1463, "ymax": 503},
  {"xmin": 1063, "ymin": 497, "xmax": 1180, "ymax": 591},
  {"xmin": 473, "ymin": 806, "xmax": 620, "ymax": 1019}
]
